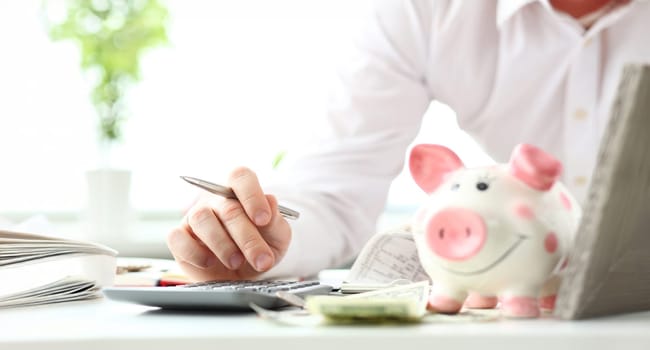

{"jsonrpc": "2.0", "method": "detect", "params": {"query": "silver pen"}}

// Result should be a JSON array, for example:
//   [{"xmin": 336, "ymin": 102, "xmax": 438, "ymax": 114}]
[{"xmin": 180, "ymin": 176, "xmax": 300, "ymax": 220}]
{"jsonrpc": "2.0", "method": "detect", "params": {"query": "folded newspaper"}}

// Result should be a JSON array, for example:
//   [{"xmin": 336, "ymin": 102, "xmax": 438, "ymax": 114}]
[{"xmin": 0, "ymin": 230, "xmax": 117, "ymax": 308}]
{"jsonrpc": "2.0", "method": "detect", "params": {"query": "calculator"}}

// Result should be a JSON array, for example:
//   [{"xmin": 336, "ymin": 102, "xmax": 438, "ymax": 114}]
[{"xmin": 102, "ymin": 280, "xmax": 333, "ymax": 310}]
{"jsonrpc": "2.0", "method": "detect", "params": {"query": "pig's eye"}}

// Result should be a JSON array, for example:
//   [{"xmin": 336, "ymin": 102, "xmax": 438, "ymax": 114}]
[
  {"xmin": 476, "ymin": 182, "xmax": 489, "ymax": 191},
  {"xmin": 451, "ymin": 183, "xmax": 460, "ymax": 191}
]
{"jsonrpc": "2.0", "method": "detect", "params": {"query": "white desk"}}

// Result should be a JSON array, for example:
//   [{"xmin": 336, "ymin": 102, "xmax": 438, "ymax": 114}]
[{"xmin": 2, "ymin": 298, "xmax": 650, "ymax": 350}]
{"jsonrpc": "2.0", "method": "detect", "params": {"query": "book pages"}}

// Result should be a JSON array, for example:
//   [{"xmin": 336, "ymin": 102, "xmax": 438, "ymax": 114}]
[
  {"xmin": 0, "ymin": 230, "xmax": 117, "ymax": 308},
  {"xmin": 555, "ymin": 64, "xmax": 650, "ymax": 319}
]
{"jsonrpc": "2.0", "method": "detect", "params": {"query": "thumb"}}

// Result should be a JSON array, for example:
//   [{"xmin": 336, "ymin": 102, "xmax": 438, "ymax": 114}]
[{"xmin": 259, "ymin": 194, "xmax": 292, "ymax": 259}]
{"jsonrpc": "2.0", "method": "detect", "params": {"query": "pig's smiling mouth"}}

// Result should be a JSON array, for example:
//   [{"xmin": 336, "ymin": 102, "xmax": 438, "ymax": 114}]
[{"xmin": 440, "ymin": 233, "xmax": 529, "ymax": 276}]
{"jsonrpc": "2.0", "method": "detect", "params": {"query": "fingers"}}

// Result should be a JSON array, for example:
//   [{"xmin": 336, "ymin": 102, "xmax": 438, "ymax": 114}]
[
  {"xmin": 166, "ymin": 226, "xmax": 217, "ymax": 269},
  {"xmin": 217, "ymin": 197, "xmax": 275, "ymax": 271},
  {"xmin": 185, "ymin": 205, "xmax": 244, "ymax": 270},
  {"xmin": 258, "ymin": 194, "xmax": 292, "ymax": 252},
  {"xmin": 172, "ymin": 197, "xmax": 278, "ymax": 273},
  {"xmin": 228, "ymin": 167, "xmax": 272, "ymax": 226},
  {"xmin": 167, "ymin": 168, "xmax": 293, "ymax": 281}
]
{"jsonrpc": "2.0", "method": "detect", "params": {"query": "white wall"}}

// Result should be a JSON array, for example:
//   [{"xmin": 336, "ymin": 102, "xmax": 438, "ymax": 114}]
[{"xmin": 0, "ymin": 0, "xmax": 491, "ymax": 216}]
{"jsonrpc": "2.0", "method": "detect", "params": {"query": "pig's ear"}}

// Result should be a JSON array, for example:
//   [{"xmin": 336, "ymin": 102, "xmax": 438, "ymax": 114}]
[
  {"xmin": 409, "ymin": 144, "xmax": 464, "ymax": 194},
  {"xmin": 509, "ymin": 143, "xmax": 562, "ymax": 191}
]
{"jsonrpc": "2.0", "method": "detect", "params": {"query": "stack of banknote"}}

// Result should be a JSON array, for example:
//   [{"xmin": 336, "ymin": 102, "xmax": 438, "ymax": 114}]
[{"xmin": 304, "ymin": 280, "xmax": 430, "ymax": 322}]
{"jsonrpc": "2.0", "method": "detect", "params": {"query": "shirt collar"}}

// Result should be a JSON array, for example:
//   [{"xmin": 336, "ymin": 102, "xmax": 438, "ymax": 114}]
[
  {"xmin": 497, "ymin": 0, "xmax": 639, "ymax": 28},
  {"xmin": 497, "ymin": 0, "xmax": 541, "ymax": 27}
]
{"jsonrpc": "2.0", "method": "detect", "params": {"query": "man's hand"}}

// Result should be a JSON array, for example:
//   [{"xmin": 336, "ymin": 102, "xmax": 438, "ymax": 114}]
[{"xmin": 167, "ymin": 167, "xmax": 292, "ymax": 281}]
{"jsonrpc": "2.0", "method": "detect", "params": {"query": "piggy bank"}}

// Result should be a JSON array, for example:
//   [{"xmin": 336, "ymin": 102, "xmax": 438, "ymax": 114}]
[{"xmin": 409, "ymin": 143, "xmax": 581, "ymax": 318}]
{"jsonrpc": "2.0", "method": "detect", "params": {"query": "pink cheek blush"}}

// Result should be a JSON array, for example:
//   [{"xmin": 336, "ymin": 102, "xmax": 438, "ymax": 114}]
[
  {"xmin": 544, "ymin": 232, "xmax": 558, "ymax": 254},
  {"xmin": 514, "ymin": 203, "xmax": 535, "ymax": 220}
]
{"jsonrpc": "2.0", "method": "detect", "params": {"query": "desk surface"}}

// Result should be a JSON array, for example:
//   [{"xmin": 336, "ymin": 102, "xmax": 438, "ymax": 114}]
[{"xmin": 1, "ymin": 298, "xmax": 650, "ymax": 350}]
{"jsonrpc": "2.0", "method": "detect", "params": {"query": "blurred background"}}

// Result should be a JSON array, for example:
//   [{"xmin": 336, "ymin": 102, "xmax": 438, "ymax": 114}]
[{"xmin": 0, "ymin": 0, "xmax": 490, "ymax": 257}]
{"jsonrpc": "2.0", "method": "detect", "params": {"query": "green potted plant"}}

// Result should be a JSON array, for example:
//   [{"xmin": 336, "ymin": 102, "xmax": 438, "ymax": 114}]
[{"xmin": 45, "ymin": 0, "xmax": 168, "ymax": 242}]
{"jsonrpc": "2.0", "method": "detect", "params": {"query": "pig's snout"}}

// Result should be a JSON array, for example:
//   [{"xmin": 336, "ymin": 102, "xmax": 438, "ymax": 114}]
[{"xmin": 425, "ymin": 208, "xmax": 486, "ymax": 261}]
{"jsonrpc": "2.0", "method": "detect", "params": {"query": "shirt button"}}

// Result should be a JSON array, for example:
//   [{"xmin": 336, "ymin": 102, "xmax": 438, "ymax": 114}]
[
  {"xmin": 584, "ymin": 37, "xmax": 593, "ymax": 47},
  {"xmin": 574, "ymin": 176, "xmax": 588, "ymax": 186},
  {"xmin": 574, "ymin": 108, "xmax": 588, "ymax": 120}
]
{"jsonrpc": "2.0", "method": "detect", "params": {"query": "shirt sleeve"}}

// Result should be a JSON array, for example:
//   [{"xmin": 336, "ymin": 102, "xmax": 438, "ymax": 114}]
[{"xmin": 262, "ymin": 0, "xmax": 435, "ymax": 279}]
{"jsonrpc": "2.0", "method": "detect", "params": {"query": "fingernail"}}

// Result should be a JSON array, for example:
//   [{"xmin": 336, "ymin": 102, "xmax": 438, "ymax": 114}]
[
  {"xmin": 255, "ymin": 253, "xmax": 273, "ymax": 271},
  {"xmin": 254, "ymin": 211, "xmax": 270, "ymax": 226},
  {"xmin": 229, "ymin": 252, "xmax": 244, "ymax": 269},
  {"xmin": 203, "ymin": 255, "xmax": 218, "ymax": 268}
]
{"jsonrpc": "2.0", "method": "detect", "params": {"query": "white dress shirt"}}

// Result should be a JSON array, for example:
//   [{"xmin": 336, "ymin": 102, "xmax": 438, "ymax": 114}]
[{"xmin": 264, "ymin": 0, "xmax": 650, "ymax": 278}]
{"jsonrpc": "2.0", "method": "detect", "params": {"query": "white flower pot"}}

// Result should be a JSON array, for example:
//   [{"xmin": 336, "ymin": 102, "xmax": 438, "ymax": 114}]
[{"xmin": 84, "ymin": 168, "xmax": 133, "ymax": 244}]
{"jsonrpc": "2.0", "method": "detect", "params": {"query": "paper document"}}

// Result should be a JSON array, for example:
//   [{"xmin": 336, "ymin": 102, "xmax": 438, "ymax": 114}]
[
  {"xmin": 343, "ymin": 226, "xmax": 429, "ymax": 292},
  {"xmin": 0, "ymin": 229, "xmax": 117, "ymax": 308}
]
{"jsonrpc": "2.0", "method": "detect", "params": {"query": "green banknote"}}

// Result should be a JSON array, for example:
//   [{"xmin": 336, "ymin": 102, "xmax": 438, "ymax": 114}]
[{"xmin": 305, "ymin": 281, "xmax": 430, "ymax": 323}]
